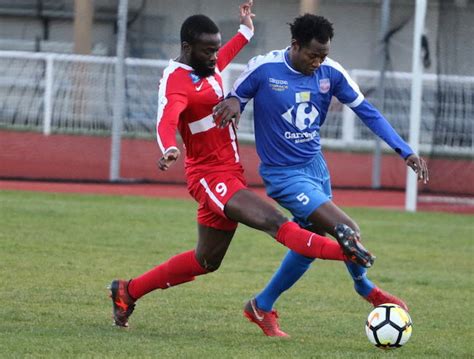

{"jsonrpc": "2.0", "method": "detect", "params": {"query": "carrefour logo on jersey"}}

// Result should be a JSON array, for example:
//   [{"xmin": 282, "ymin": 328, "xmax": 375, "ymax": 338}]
[
  {"xmin": 282, "ymin": 103, "xmax": 320, "ymax": 131},
  {"xmin": 268, "ymin": 77, "xmax": 288, "ymax": 91},
  {"xmin": 281, "ymin": 102, "xmax": 321, "ymax": 144},
  {"xmin": 284, "ymin": 130, "xmax": 318, "ymax": 144}
]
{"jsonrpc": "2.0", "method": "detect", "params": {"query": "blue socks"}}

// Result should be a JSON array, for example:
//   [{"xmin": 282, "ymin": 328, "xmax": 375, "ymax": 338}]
[
  {"xmin": 255, "ymin": 250, "xmax": 376, "ymax": 311},
  {"xmin": 255, "ymin": 250, "xmax": 314, "ymax": 311},
  {"xmin": 344, "ymin": 261, "xmax": 375, "ymax": 297}
]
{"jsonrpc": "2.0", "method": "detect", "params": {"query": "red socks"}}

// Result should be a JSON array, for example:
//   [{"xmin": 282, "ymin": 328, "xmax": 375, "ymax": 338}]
[
  {"xmin": 128, "ymin": 250, "xmax": 208, "ymax": 300},
  {"xmin": 276, "ymin": 221, "xmax": 345, "ymax": 261}
]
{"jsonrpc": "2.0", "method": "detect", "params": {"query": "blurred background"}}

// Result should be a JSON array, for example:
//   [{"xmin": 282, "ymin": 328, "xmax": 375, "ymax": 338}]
[{"xmin": 0, "ymin": 0, "xmax": 472, "ymax": 211}]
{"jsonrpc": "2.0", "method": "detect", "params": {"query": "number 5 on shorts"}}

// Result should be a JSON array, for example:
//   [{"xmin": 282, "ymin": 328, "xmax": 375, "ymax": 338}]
[{"xmin": 297, "ymin": 192, "xmax": 310, "ymax": 205}]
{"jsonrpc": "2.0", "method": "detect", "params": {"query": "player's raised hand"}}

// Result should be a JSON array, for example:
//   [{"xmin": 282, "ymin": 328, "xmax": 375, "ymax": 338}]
[
  {"xmin": 213, "ymin": 97, "xmax": 241, "ymax": 129},
  {"xmin": 405, "ymin": 154, "xmax": 429, "ymax": 184},
  {"xmin": 158, "ymin": 148, "xmax": 181, "ymax": 171},
  {"xmin": 239, "ymin": 1, "xmax": 255, "ymax": 32}
]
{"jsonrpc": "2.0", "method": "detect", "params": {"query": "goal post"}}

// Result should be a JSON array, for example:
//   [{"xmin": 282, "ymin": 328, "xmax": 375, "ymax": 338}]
[
  {"xmin": 109, "ymin": 0, "xmax": 129, "ymax": 182},
  {"xmin": 405, "ymin": 0, "xmax": 427, "ymax": 212}
]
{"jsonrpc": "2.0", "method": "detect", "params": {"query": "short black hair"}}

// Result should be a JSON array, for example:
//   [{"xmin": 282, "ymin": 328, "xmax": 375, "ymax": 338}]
[
  {"xmin": 180, "ymin": 14, "xmax": 219, "ymax": 44},
  {"xmin": 289, "ymin": 14, "xmax": 334, "ymax": 47}
]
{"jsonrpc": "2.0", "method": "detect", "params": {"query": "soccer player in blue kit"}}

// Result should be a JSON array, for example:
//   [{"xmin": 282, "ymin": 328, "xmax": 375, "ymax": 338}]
[{"xmin": 213, "ymin": 14, "xmax": 429, "ymax": 337}]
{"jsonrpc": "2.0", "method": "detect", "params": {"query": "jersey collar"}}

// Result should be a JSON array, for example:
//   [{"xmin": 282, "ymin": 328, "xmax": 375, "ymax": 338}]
[
  {"xmin": 283, "ymin": 47, "xmax": 303, "ymax": 74},
  {"xmin": 169, "ymin": 59, "xmax": 193, "ymax": 71}
]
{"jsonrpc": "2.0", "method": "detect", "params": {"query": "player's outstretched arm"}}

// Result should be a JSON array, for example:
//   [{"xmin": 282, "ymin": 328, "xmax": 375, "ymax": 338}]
[
  {"xmin": 158, "ymin": 148, "xmax": 181, "ymax": 171},
  {"xmin": 216, "ymin": 1, "xmax": 254, "ymax": 70},
  {"xmin": 239, "ymin": 1, "xmax": 255, "ymax": 32},
  {"xmin": 405, "ymin": 154, "xmax": 429, "ymax": 184}
]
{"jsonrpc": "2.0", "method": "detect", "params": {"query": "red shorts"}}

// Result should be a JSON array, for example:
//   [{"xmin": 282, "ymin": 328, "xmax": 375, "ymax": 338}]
[{"xmin": 187, "ymin": 170, "xmax": 248, "ymax": 231}]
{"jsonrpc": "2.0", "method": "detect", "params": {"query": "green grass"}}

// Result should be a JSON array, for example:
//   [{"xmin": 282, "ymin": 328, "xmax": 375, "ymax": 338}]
[{"xmin": 0, "ymin": 190, "xmax": 473, "ymax": 358}]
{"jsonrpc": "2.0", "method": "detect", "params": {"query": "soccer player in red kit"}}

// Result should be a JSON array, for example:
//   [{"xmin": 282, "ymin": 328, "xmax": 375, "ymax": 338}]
[{"xmin": 109, "ymin": 1, "xmax": 374, "ymax": 334}]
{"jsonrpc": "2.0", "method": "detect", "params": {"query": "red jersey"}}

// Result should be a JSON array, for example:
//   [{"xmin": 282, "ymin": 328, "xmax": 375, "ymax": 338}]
[{"xmin": 156, "ymin": 25, "xmax": 253, "ymax": 178}]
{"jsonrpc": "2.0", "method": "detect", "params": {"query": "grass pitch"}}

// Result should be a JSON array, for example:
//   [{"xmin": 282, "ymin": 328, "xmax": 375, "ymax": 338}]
[{"xmin": 0, "ymin": 190, "xmax": 472, "ymax": 358}]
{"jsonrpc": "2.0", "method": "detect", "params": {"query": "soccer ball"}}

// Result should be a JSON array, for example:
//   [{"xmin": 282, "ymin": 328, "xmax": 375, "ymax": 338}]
[{"xmin": 365, "ymin": 303, "xmax": 412, "ymax": 349}]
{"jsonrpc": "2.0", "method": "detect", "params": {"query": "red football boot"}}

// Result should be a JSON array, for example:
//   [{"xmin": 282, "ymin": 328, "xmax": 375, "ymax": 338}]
[
  {"xmin": 243, "ymin": 298, "xmax": 289, "ymax": 338},
  {"xmin": 109, "ymin": 279, "xmax": 136, "ymax": 327},
  {"xmin": 365, "ymin": 287, "xmax": 409, "ymax": 312}
]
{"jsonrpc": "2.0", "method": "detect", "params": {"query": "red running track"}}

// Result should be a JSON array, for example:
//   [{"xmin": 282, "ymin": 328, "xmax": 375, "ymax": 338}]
[{"xmin": 1, "ymin": 180, "xmax": 472, "ymax": 214}]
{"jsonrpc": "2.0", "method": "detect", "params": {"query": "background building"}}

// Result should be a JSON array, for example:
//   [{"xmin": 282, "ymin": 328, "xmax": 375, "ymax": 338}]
[{"xmin": 0, "ymin": 0, "xmax": 472, "ymax": 74}]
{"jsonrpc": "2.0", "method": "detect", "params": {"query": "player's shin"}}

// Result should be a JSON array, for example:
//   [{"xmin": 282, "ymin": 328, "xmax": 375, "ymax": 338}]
[{"xmin": 275, "ymin": 221, "xmax": 345, "ymax": 260}]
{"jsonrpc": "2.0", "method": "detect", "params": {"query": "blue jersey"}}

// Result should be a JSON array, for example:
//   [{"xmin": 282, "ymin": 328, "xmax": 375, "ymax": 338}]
[{"xmin": 230, "ymin": 48, "xmax": 413, "ymax": 166}]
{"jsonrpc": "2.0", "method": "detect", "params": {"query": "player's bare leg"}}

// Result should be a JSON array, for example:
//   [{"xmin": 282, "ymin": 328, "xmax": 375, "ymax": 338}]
[
  {"xmin": 225, "ymin": 189, "xmax": 372, "ymax": 265},
  {"xmin": 195, "ymin": 225, "xmax": 235, "ymax": 272},
  {"xmin": 224, "ymin": 189, "xmax": 285, "ymax": 237}
]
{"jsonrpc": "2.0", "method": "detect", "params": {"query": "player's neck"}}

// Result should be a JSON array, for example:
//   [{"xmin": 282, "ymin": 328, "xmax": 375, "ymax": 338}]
[
  {"xmin": 285, "ymin": 49, "xmax": 300, "ymax": 73},
  {"xmin": 176, "ymin": 54, "xmax": 190, "ymax": 66}
]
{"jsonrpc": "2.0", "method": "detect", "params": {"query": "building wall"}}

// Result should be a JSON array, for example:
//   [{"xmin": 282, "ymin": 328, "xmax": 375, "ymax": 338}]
[
  {"xmin": 2, "ymin": 130, "xmax": 473, "ymax": 195},
  {"xmin": 0, "ymin": 0, "xmax": 473, "ymax": 74}
]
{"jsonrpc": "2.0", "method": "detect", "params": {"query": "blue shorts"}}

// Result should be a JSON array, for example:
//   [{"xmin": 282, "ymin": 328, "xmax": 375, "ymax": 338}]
[{"xmin": 259, "ymin": 152, "xmax": 332, "ymax": 228}]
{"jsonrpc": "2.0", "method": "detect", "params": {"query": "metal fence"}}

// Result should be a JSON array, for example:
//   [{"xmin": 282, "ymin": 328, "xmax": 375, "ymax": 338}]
[{"xmin": 0, "ymin": 50, "xmax": 472, "ymax": 156}]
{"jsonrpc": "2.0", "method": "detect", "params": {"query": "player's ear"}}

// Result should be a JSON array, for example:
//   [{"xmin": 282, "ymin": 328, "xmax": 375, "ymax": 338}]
[
  {"xmin": 181, "ymin": 41, "xmax": 192, "ymax": 55},
  {"xmin": 290, "ymin": 39, "xmax": 300, "ymax": 52}
]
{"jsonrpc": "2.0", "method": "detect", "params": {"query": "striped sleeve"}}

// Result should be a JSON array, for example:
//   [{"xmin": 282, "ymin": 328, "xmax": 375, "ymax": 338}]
[
  {"xmin": 217, "ymin": 25, "xmax": 253, "ymax": 71},
  {"xmin": 229, "ymin": 52, "xmax": 277, "ymax": 109},
  {"xmin": 325, "ymin": 58, "xmax": 365, "ymax": 108},
  {"xmin": 156, "ymin": 65, "xmax": 188, "ymax": 154},
  {"xmin": 325, "ymin": 58, "xmax": 413, "ymax": 159}
]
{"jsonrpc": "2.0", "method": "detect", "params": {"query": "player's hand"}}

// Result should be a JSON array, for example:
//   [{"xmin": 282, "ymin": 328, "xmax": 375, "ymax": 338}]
[
  {"xmin": 405, "ymin": 154, "xmax": 429, "ymax": 184},
  {"xmin": 158, "ymin": 148, "xmax": 181, "ymax": 171},
  {"xmin": 212, "ymin": 97, "xmax": 241, "ymax": 129},
  {"xmin": 239, "ymin": 1, "xmax": 255, "ymax": 32}
]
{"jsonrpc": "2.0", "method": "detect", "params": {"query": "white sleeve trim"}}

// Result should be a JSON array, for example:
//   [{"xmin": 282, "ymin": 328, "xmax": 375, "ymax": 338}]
[
  {"xmin": 324, "ymin": 57, "xmax": 365, "ymax": 107},
  {"xmin": 230, "ymin": 50, "xmax": 285, "ymax": 104},
  {"xmin": 228, "ymin": 90, "xmax": 250, "ymax": 104},
  {"xmin": 346, "ymin": 94, "xmax": 365, "ymax": 108},
  {"xmin": 156, "ymin": 61, "xmax": 180, "ymax": 154},
  {"xmin": 238, "ymin": 24, "xmax": 254, "ymax": 41},
  {"xmin": 163, "ymin": 146, "xmax": 179, "ymax": 155}
]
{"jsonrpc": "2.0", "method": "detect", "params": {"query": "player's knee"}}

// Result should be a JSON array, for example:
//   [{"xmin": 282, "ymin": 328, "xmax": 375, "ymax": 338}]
[
  {"xmin": 196, "ymin": 254, "xmax": 223, "ymax": 272},
  {"xmin": 201, "ymin": 258, "xmax": 223, "ymax": 272}
]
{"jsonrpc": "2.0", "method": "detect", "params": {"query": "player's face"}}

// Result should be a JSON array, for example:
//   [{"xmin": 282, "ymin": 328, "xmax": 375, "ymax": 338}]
[
  {"xmin": 292, "ymin": 38, "xmax": 330, "ymax": 75},
  {"xmin": 189, "ymin": 33, "xmax": 221, "ymax": 78}
]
